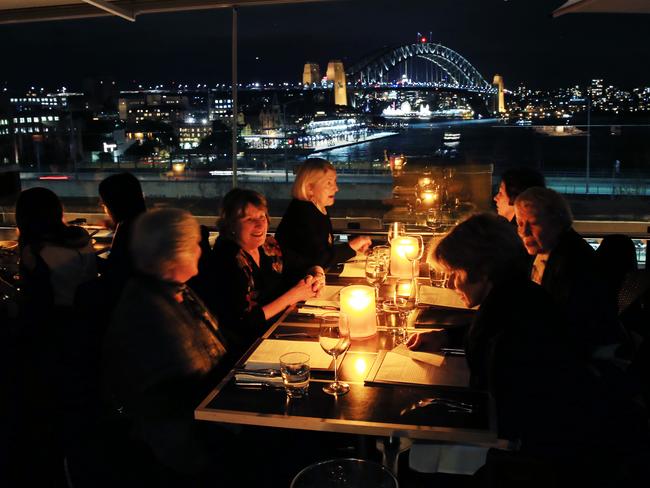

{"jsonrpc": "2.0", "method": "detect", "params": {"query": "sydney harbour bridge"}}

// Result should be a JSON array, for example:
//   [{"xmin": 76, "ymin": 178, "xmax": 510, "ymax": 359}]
[
  {"xmin": 346, "ymin": 42, "xmax": 497, "ymax": 94},
  {"xmin": 302, "ymin": 41, "xmax": 504, "ymax": 114}
]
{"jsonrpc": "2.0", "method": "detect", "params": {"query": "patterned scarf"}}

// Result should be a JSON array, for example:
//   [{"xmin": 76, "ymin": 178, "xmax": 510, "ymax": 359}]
[{"xmin": 235, "ymin": 235, "xmax": 283, "ymax": 312}]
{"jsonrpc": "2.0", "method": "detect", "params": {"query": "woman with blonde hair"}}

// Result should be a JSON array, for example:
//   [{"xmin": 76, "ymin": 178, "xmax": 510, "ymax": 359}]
[{"xmin": 275, "ymin": 158, "xmax": 371, "ymax": 281}]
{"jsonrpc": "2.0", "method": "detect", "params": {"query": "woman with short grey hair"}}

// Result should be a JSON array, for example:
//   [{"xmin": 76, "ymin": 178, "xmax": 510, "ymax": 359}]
[{"xmin": 103, "ymin": 208, "xmax": 230, "ymax": 479}]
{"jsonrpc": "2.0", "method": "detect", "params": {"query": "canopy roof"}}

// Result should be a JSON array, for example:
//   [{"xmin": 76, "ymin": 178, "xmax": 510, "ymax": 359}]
[
  {"xmin": 0, "ymin": 0, "xmax": 336, "ymax": 24},
  {"xmin": 553, "ymin": 0, "xmax": 650, "ymax": 17}
]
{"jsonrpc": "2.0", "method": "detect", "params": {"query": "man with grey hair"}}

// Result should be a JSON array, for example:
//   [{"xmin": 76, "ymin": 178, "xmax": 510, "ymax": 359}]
[{"xmin": 514, "ymin": 187, "xmax": 622, "ymax": 359}]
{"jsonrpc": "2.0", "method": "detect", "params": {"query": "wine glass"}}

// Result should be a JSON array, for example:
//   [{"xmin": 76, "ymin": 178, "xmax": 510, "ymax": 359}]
[
  {"xmin": 365, "ymin": 254, "xmax": 389, "ymax": 308},
  {"xmin": 387, "ymin": 222, "xmax": 406, "ymax": 244},
  {"xmin": 319, "ymin": 312, "xmax": 351, "ymax": 396},
  {"xmin": 402, "ymin": 234, "xmax": 423, "ymax": 303}
]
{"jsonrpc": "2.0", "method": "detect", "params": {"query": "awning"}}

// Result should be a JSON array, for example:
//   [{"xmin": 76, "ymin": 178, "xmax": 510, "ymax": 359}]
[
  {"xmin": 553, "ymin": 0, "xmax": 650, "ymax": 17},
  {"xmin": 0, "ymin": 0, "xmax": 336, "ymax": 24}
]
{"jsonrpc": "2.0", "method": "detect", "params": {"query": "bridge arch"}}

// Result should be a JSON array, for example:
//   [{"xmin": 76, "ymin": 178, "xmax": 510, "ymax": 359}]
[{"xmin": 347, "ymin": 43, "xmax": 494, "ymax": 93}]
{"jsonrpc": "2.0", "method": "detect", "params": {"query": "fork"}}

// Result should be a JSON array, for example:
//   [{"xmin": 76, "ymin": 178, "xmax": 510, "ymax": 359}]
[
  {"xmin": 274, "ymin": 332, "xmax": 317, "ymax": 339},
  {"xmin": 400, "ymin": 397, "xmax": 474, "ymax": 415}
]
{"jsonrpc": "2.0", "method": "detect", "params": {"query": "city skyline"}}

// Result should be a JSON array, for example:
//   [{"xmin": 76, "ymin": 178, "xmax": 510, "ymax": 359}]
[{"xmin": 2, "ymin": 0, "xmax": 650, "ymax": 90}]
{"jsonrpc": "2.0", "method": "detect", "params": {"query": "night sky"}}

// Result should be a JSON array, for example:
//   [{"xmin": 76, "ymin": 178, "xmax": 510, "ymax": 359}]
[{"xmin": 2, "ymin": 0, "xmax": 650, "ymax": 90}]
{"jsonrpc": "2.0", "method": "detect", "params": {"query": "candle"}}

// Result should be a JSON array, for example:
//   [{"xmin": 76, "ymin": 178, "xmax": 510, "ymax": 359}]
[
  {"xmin": 390, "ymin": 236, "xmax": 420, "ymax": 278},
  {"xmin": 340, "ymin": 285, "xmax": 377, "ymax": 339}
]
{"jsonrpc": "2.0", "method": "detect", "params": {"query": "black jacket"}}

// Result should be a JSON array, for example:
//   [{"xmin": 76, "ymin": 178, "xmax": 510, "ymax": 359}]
[
  {"xmin": 541, "ymin": 228, "xmax": 622, "ymax": 356},
  {"xmin": 275, "ymin": 199, "xmax": 355, "ymax": 281}
]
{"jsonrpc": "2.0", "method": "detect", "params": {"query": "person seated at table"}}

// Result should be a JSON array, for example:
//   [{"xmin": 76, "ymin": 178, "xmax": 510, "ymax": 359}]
[
  {"xmin": 207, "ymin": 188, "xmax": 322, "ymax": 355},
  {"xmin": 97, "ymin": 171, "xmax": 146, "ymax": 288},
  {"xmin": 408, "ymin": 213, "xmax": 647, "ymax": 477},
  {"xmin": 514, "ymin": 187, "xmax": 624, "ymax": 360},
  {"xmin": 493, "ymin": 167, "xmax": 545, "ymax": 226},
  {"xmin": 103, "ymin": 208, "xmax": 233, "ymax": 480},
  {"xmin": 14, "ymin": 187, "xmax": 98, "ymax": 485},
  {"xmin": 275, "ymin": 158, "xmax": 371, "ymax": 282},
  {"xmin": 16, "ymin": 187, "xmax": 98, "ymax": 315}
]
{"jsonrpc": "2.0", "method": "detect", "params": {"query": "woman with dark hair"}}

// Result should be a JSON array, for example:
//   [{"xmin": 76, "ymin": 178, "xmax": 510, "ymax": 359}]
[
  {"xmin": 408, "ymin": 213, "xmax": 647, "ymax": 481},
  {"xmin": 275, "ymin": 158, "xmax": 371, "ymax": 282},
  {"xmin": 208, "ymin": 188, "xmax": 320, "ymax": 354},
  {"xmin": 98, "ymin": 172, "xmax": 146, "ymax": 284},
  {"xmin": 17, "ymin": 187, "xmax": 97, "ymax": 312},
  {"xmin": 14, "ymin": 187, "xmax": 97, "ymax": 486}
]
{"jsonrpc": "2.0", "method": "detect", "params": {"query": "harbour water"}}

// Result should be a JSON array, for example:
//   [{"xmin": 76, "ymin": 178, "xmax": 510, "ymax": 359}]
[{"xmin": 315, "ymin": 118, "xmax": 650, "ymax": 179}]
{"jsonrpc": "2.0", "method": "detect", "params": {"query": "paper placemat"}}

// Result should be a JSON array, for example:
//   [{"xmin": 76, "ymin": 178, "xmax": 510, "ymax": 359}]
[
  {"xmin": 339, "ymin": 260, "xmax": 366, "ymax": 278},
  {"xmin": 419, "ymin": 285, "xmax": 475, "ymax": 310},
  {"xmin": 244, "ymin": 339, "xmax": 337, "ymax": 371}
]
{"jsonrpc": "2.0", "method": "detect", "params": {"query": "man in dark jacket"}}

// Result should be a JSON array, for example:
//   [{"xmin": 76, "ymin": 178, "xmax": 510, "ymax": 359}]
[{"xmin": 514, "ymin": 187, "xmax": 623, "ymax": 359}]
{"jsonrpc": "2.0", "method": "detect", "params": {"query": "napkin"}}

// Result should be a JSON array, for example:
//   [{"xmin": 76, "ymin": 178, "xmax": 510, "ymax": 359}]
[{"xmin": 234, "ymin": 372, "xmax": 284, "ymax": 387}]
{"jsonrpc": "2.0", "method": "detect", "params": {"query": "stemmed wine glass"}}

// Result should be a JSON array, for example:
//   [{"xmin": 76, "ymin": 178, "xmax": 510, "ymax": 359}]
[
  {"xmin": 319, "ymin": 312, "xmax": 351, "ymax": 396},
  {"xmin": 387, "ymin": 222, "xmax": 406, "ymax": 244},
  {"xmin": 365, "ymin": 253, "xmax": 389, "ymax": 309},
  {"xmin": 402, "ymin": 234, "xmax": 423, "ymax": 304}
]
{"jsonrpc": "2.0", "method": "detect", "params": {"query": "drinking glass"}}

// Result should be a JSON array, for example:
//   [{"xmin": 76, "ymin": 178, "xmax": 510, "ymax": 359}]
[
  {"xmin": 365, "ymin": 254, "xmax": 389, "ymax": 308},
  {"xmin": 429, "ymin": 266, "xmax": 449, "ymax": 288},
  {"xmin": 395, "ymin": 278, "xmax": 416, "ymax": 338},
  {"xmin": 381, "ymin": 298, "xmax": 407, "ymax": 344},
  {"xmin": 371, "ymin": 245, "xmax": 391, "ymax": 263},
  {"xmin": 319, "ymin": 312, "xmax": 351, "ymax": 396},
  {"xmin": 387, "ymin": 222, "xmax": 406, "ymax": 244},
  {"xmin": 279, "ymin": 352, "xmax": 310, "ymax": 398}
]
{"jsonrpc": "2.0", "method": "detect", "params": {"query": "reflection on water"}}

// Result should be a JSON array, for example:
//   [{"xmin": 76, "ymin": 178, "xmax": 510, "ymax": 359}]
[{"xmin": 315, "ymin": 119, "xmax": 650, "ymax": 178}]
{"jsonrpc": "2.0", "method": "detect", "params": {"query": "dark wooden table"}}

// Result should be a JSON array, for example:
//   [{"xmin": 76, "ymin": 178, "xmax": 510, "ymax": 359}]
[{"xmin": 195, "ymin": 273, "xmax": 503, "ymax": 470}]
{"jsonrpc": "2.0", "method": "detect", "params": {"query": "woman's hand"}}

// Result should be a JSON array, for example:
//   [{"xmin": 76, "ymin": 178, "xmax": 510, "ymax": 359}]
[
  {"xmin": 349, "ymin": 236, "xmax": 372, "ymax": 253},
  {"xmin": 306, "ymin": 265, "xmax": 326, "ymax": 292},
  {"xmin": 406, "ymin": 330, "xmax": 448, "ymax": 352},
  {"xmin": 287, "ymin": 275, "xmax": 320, "ymax": 304}
]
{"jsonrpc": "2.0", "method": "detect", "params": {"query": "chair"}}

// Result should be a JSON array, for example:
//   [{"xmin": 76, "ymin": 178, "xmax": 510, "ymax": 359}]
[{"xmin": 290, "ymin": 458, "xmax": 398, "ymax": 488}]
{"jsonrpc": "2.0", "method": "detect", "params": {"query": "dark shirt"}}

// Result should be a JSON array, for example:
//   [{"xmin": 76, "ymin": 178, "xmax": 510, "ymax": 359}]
[
  {"xmin": 465, "ymin": 274, "xmax": 637, "ymax": 457},
  {"xmin": 103, "ymin": 273, "xmax": 229, "ymax": 473},
  {"xmin": 541, "ymin": 228, "xmax": 623, "ymax": 357},
  {"xmin": 209, "ymin": 235, "xmax": 286, "ymax": 355},
  {"xmin": 275, "ymin": 199, "xmax": 356, "ymax": 281}
]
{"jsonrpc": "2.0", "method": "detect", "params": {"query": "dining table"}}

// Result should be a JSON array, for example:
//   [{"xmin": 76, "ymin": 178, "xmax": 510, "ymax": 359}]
[{"xmin": 194, "ymin": 255, "xmax": 505, "ymax": 473}]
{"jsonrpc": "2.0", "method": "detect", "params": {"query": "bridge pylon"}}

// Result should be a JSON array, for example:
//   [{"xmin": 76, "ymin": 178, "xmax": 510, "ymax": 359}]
[
  {"xmin": 302, "ymin": 62, "xmax": 321, "ymax": 85},
  {"xmin": 492, "ymin": 74, "xmax": 506, "ymax": 113},
  {"xmin": 326, "ymin": 60, "xmax": 348, "ymax": 106}
]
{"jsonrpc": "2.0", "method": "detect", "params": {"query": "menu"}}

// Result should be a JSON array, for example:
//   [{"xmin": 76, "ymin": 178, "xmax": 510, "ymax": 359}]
[
  {"xmin": 365, "ymin": 347, "xmax": 469, "ymax": 387},
  {"xmin": 418, "ymin": 285, "xmax": 475, "ymax": 310}
]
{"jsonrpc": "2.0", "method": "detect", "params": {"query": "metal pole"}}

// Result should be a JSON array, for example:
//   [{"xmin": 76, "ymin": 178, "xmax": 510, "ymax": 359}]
[
  {"xmin": 586, "ymin": 95, "xmax": 591, "ymax": 194},
  {"xmin": 231, "ymin": 7, "xmax": 238, "ymax": 188}
]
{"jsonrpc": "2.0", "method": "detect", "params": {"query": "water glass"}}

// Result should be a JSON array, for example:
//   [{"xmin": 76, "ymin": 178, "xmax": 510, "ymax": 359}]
[
  {"xmin": 381, "ymin": 298, "xmax": 407, "ymax": 343},
  {"xmin": 430, "ymin": 267, "xmax": 448, "ymax": 288},
  {"xmin": 365, "ymin": 254, "xmax": 389, "ymax": 307},
  {"xmin": 279, "ymin": 352, "xmax": 310, "ymax": 398}
]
